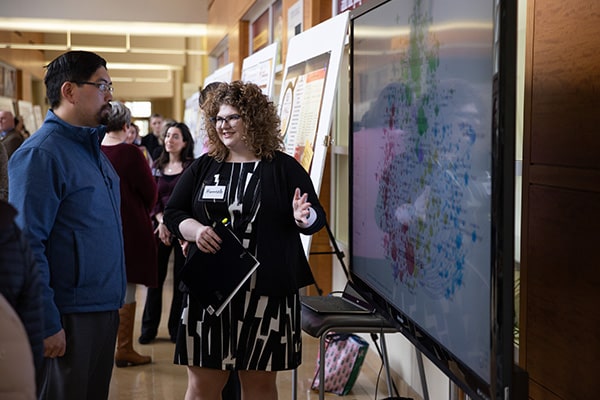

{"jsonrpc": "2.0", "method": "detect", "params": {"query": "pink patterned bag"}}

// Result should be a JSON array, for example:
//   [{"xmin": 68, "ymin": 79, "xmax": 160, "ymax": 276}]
[{"xmin": 311, "ymin": 332, "xmax": 369, "ymax": 395}]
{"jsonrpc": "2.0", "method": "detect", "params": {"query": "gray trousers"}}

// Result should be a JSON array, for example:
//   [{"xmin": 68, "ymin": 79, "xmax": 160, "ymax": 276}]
[{"xmin": 38, "ymin": 310, "xmax": 119, "ymax": 400}]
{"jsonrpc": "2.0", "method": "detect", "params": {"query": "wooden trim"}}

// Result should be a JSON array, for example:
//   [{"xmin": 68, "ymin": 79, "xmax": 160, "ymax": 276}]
[
  {"xmin": 518, "ymin": 0, "xmax": 536, "ymax": 369},
  {"xmin": 529, "ymin": 165, "xmax": 600, "ymax": 193}
]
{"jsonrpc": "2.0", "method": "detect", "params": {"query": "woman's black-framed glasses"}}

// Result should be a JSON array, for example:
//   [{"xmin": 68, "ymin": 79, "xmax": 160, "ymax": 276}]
[
  {"xmin": 73, "ymin": 81, "xmax": 114, "ymax": 94},
  {"xmin": 210, "ymin": 114, "xmax": 241, "ymax": 127}
]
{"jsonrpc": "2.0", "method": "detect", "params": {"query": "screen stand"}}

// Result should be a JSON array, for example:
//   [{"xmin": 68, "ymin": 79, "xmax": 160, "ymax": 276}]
[{"xmin": 417, "ymin": 349, "xmax": 430, "ymax": 400}]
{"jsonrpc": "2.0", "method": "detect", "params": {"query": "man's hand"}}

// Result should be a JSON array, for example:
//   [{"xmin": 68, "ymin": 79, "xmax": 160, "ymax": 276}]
[{"xmin": 43, "ymin": 329, "xmax": 66, "ymax": 358}]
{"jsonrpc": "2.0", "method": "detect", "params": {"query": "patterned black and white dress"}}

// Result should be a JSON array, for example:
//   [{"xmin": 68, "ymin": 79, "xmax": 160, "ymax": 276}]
[{"xmin": 173, "ymin": 161, "xmax": 302, "ymax": 371}]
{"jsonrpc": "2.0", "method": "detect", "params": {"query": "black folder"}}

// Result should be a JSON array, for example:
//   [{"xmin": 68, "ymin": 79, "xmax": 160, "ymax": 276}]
[{"xmin": 180, "ymin": 221, "xmax": 260, "ymax": 316}]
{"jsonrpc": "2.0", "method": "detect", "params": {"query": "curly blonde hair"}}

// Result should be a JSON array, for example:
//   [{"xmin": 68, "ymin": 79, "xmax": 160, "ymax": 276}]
[{"xmin": 204, "ymin": 81, "xmax": 283, "ymax": 161}]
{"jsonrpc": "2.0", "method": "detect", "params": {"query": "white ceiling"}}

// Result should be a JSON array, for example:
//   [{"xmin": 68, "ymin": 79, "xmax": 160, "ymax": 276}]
[{"xmin": 0, "ymin": 0, "xmax": 212, "ymax": 100}]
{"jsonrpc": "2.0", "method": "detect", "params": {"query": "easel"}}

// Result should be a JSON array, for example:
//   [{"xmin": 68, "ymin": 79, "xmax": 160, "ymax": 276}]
[{"xmin": 308, "ymin": 220, "xmax": 350, "ymax": 295}]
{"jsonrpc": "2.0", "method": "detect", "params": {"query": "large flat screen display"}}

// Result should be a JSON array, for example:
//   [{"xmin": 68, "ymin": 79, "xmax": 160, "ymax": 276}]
[{"xmin": 349, "ymin": 0, "xmax": 516, "ymax": 398}]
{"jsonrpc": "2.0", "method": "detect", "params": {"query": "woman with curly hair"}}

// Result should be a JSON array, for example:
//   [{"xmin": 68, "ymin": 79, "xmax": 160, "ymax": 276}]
[{"xmin": 164, "ymin": 81, "xmax": 326, "ymax": 399}]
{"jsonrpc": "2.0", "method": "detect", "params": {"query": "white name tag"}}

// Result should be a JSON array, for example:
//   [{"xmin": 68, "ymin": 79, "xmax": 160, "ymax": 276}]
[{"xmin": 202, "ymin": 185, "xmax": 226, "ymax": 200}]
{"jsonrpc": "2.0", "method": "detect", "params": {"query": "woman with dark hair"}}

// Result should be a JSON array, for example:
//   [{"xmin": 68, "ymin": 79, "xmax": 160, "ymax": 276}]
[
  {"xmin": 139, "ymin": 121, "xmax": 195, "ymax": 344},
  {"xmin": 164, "ymin": 81, "xmax": 326, "ymax": 400}
]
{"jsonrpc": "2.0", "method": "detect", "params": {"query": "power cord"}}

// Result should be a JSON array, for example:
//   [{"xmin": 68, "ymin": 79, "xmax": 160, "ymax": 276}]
[{"xmin": 374, "ymin": 356, "xmax": 384, "ymax": 400}]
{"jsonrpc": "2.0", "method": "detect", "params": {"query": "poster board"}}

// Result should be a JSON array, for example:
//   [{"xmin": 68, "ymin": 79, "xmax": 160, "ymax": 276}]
[
  {"xmin": 287, "ymin": 1, "xmax": 304, "ymax": 39},
  {"xmin": 183, "ymin": 91, "xmax": 206, "ymax": 158},
  {"xmin": 190, "ymin": 62, "xmax": 235, "ymax": 157},
  {"xmin": 33, "ymin": 105, "xmax": 44, "ymax": 130},
  {"xmin": 277, "ymin": 11, "xmax": 349, "ymax": 254},
  {"xmin": 203, "ymin": 62, "xmax": 235, "ymax": 87},
  {"xmin": 0, "ymin": 96, "xmax": 15, "ymax": 114},
  {"xmin": 241, "ymin": 42, "xmax": 278, "ymax": 98},
  {"xmin": 17, "ymin": 100, "xmax": 36, "ymax": 133}
]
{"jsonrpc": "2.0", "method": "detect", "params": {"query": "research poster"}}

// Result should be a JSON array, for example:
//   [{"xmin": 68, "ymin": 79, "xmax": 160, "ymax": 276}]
[
  {"xmin": 277, "ymin": 11, "xmax": 349, "ymax": 254},
  {"xmin": 278, "ymin": 11, "xmax": 349, "ymax": 193},
  {"xmin": 241, "ymin": 42, "xmax": 278, "ymax": 98},
  {"xmin": 204, "ymin": 62, "xmax": 234, "ymax": 87}
]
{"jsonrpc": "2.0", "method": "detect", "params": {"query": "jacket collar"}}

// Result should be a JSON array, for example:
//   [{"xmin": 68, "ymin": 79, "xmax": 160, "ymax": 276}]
[{"xmin": 45, "ymin": 110, "xmax": 107, "ymax": 145}]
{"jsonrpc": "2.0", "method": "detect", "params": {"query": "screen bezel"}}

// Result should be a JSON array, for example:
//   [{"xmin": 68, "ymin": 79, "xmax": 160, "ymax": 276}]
[{"xmin": 347, "ymin": 0, "xmax": 517, "ymax": 398}]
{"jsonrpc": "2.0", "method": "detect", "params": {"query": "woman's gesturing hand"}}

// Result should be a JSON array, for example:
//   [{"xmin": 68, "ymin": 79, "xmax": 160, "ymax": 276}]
[
  {"xmin": 293, "ymin": 187, "xmax": 311, "ymax": 224},
  {"xmin": 194, "ymin": 224, "xmax": 222, "ymax": 253}
]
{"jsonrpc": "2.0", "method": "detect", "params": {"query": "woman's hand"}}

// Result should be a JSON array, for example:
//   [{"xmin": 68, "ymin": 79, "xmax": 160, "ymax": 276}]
[
  {"xmin": 293, "ymin": 187, "xmax": 311, "ymax": 224},
  {"xmin": 155, "ymin": 222, "xmax": 172, "ymax": 246},
  {"xmin": 180, "ymin": 240, "xmax": 190, "ymax": 257},
  {"xmin": 194, "ymin": 224, "xmax": 222, "ymax": 254}
]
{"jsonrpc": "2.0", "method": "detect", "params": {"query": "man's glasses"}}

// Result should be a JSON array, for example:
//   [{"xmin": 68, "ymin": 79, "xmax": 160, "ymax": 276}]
[
  {"xmin": 73, "ymin": 81, "xmax": 114, "ymax": 94},
  {"xmin": 210, "ymin": 114, "xmax": 241, "ymax": 127}
]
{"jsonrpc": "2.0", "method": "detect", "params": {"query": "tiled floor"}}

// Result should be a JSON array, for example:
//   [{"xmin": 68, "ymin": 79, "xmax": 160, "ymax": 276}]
[{"xmin": 108, "ymin": 269, "xmax": 421, "ymax": 400}]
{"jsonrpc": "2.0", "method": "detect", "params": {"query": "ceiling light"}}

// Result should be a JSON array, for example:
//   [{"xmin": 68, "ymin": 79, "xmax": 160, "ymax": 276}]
[{"xmin": 0, "ymin": 17, "xmax": 207, "ymax": 37}]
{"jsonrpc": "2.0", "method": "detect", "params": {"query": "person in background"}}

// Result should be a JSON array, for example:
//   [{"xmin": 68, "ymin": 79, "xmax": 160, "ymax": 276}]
[
  {"xmin": 139, "ymin": 121, "xmax": 195, "ymax": 345},
  {"xmin": 8, "ymin": 50, "xmax": 125, "ymax": 400},
  {"xmin": 101, "ymin": 101, "xmax": 158, "ymax": 367},
  {"xmin": 15, "ymin": 114, "xmax": 31, "ymax": 138},
  {"xmin": 126, "ymin": 122, "xmax": 153, "ymax": 166},
  {"xmin": 153, "ymin": 117, "xmax": 176, "ymax": 161},
  {"xmin": 141, "ymin": 113, "xmax": 163, "ymax": 160},
  {"xmin": 125, "ymin": 121, "xmax": 141, "ymax": 145},
  {"xmin": 0, "ymin": 199, "xmax": 44, "ymax": 395},
  {"xmin": 164, "ymin": 81, "xmax": 326, "ymax": 400},
  {"xmin": 0, "ymin": 110, "xmax": 25, "ymax": 158},
  {"xmin": 193, "ymin": 81, "xmax": 223, "ymax": 158},
  {"xmin": 0, "ymin": 143, "xmax": 7, "ymax": 201}
]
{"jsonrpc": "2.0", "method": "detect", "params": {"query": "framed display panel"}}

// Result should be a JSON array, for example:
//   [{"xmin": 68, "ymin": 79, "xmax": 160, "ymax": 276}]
[
  {"xmin": 17, "ymin": 100, "xmax": 36, "ymax": 133},
  {"xmin": 33, "ymin": 106, "xmax": 44, "ymax": 130},
  {"xmin": 204, "ymin": 62, "xmax": 235, "ymax": 87},
  {"xmin": 348, "ymin": 0, "xmax": 517, "ymax": 399},
  {"xmin": 241, "ymin": 42, "xmax": 278, "ymax": 98},
  {"xmin": 0, "ymin": 96, "xmax": 15, "ymax": 114},
  {"xmin": 277, "ymin": 11, "xmax": 349, "ymax": 255},
  {"xmin": 278, "ymin": 11, "xmax": 349, "ymax": 191}
]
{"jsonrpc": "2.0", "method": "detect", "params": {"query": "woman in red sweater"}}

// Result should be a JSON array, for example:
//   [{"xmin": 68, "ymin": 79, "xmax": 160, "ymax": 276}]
[{"xmin": 101, "ymin": 101, "xmax": 158, "ymax": 367}]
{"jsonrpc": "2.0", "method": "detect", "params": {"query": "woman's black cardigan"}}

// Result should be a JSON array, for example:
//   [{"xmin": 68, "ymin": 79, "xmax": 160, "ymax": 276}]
[{"xmin": 164, "ymin": 151, "xmax": 326, "ymax": 296}]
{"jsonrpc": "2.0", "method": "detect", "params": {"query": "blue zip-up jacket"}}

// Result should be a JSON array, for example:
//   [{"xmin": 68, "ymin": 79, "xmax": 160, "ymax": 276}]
[{"xmin": 8, "ymin": 110, "xmax": 126, "ymax": 338}]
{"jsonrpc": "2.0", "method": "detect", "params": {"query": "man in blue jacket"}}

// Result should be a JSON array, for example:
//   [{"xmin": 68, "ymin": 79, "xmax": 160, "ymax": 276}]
[{"xmin": 8, "ymin": 51, "xmax": 126, "ymax": 400}]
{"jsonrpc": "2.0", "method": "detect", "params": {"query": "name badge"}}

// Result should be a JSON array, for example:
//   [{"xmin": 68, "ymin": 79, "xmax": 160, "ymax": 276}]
[{"xmin": 202, "ymin": 185, "xmax": 226, "ymax": 200}]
